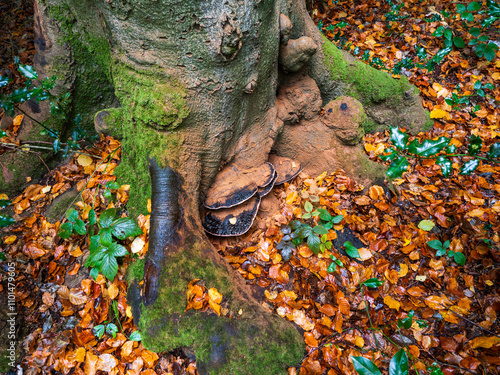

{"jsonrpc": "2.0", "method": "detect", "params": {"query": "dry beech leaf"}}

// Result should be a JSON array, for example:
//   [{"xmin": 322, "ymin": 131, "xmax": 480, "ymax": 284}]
[
  {"xmin": 69, "ymin": 288, "xmax": 88, "ymax": 305},
  {"xmin": 384, "ymin": 295, "xmax": 401, "ymax": 311},
  {"xmin": 470, "ymin": 336, "xmax": 500, "ymax": 349}
]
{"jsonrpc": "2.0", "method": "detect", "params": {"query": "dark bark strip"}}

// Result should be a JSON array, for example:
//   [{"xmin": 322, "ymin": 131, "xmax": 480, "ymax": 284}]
[{"xmin": 142, "ymin": 158, "xmax": 182, "ymax": 306}]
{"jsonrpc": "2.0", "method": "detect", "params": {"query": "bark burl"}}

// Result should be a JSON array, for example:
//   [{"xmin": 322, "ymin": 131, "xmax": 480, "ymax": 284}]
[{"xmin": 25, "ymin": 0, "xmax": 431, "ymax": 373}]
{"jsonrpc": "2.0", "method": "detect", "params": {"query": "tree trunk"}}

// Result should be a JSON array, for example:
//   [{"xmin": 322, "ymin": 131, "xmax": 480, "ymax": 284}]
[{"xmin": 26, "ymin": 0, "xmax": 431, "ymax": 373}]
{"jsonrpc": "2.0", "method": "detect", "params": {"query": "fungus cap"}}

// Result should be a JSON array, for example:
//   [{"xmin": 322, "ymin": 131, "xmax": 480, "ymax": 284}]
[{"xmin": 268, "ymin": 155, "xmax": 302, "ymax": 185}]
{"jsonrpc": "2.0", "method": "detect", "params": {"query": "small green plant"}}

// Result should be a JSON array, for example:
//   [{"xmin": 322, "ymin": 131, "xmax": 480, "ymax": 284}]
[
  {"xmin": 352, "ymin": 348, "xmax": 409, "ymax": 375},
  {"xmin": 427, "ymin": 239, "xmax": 466, "ymax": 265},
  {"xmin": 59, "ymin": 204, "xmax": 142, "ymax": 281},
  {"xmin": 380, "ymin": 127, "xmax": 500, "ymax": 178},
  {"xmin": 93, "ymin": 322, "xmax": 119, "ymax": 339},
  {"xmin": 0, "ymin": 198, "xmax": 14, "ymax": 228}
]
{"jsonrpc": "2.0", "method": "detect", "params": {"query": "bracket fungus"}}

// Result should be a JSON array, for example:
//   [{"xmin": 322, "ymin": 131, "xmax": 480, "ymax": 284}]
[{"xmin": 202, "ymin": 157, "xmax": 301, "ymax": 237}]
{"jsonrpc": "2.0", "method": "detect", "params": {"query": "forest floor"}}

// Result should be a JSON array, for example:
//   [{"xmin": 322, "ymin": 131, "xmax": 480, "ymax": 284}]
[{"xmin": 0, "ymin": 0, "xmax": 499, "ymax": 374}]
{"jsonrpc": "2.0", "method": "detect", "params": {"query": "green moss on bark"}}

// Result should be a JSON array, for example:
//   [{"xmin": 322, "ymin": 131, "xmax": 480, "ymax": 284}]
[{"xmin": 134, "ymin": 240, "xmax": 304, "ymax": 374}]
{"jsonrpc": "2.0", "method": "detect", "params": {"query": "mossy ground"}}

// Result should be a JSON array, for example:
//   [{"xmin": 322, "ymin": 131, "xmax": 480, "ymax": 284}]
[{"xmin": 132, "ymin": 240, "xmax": 304, "ymax": 374}]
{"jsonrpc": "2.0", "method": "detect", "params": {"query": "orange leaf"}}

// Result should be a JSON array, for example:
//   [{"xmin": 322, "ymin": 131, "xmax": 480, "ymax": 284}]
[
  {"xmin": 470, "ymin": 336, "xmax": 500, "ymax": 349},
  {"xmin": 304, "ymin": 332, "xmax": 319, "ymax": 347},
  {"xmin": 383, "ymin": 295, "xmax": 400, "ymax": 311}
]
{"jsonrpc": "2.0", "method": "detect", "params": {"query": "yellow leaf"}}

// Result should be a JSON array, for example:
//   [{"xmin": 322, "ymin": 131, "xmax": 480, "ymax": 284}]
[
  {"xmin": 358, "ymin": 247, "xmax": 372, "ymax": 261},
  {"xmin": 4, "ymin": 235, "xmax": 16, "ymax": 245},
  {"xmin": 75, "ymin": 347, "xmax": 86, "ymax": 363},
  {"xmin": 383, "ymin": 295, "xmax": 400, "ymax": 311},
  {"xmin": 355, "ymin": 336, "xmax": 364, "ymax": 348},
  {"xmin": 398, "ymin": 263, "xmax": 408, "ymax": 277},
  {"xmin": 208, "ymin": 299, "xmax": 221, "ymax": 316},
  {"xmin": 286, "ymin": 191, "xmax": 298, "ymax": 205},
  {"xmin": 492, "ymin": 72, "xmax": 500, "ymax": 80},
  {"xmin": 430, "ymin": 108, "xmax": 449, "ymax": 119},
  {"xmin": 108, "ymin": 283, "xmax": 119, "ymax": 300},
  {"xmin": 208, "ymin": 287, "xmax": 223, "ymax": 304},
  {"xmin": 77, "ymin": 153, "xmax": 93, "ymax": 167},
  {"xmin": 13, "ymin": 114, "xmax": 24, "ymax": 126},
  {"xmin": 470, "ymin": 336, "xmax": 500, "ymax": 349}
]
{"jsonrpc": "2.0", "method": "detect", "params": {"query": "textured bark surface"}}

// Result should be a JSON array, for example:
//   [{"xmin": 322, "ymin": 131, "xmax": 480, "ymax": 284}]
[{"xmin": 25, "ymin": 0, "xmax": 432, "ymax": 373}]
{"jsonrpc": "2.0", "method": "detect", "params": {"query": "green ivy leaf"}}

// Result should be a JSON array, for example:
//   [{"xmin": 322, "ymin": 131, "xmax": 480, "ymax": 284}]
[
  {"xmin": 307, "ymin": 235, "xmax": 321, "ymax": 255},
  {"xmin": 129, "ymin": 331, "xmax": 142, "ymax": 341},
  {"xmin": 318, "ymin": 208, "xmax": 332, "ymax": 221},
  {"xmin": 332, "ymin": 215, "xmax": 344, "ymax": 224},
  {"xmin": 313, "ymin": 225, "xmax": 329, "ymax": 235},
  {"xmin": 453, "ymin": 37, "xmax": 465, "ymax": 48},
  {"xmin": 362, "ymin": 278, "xmax": 383, "ymax": 288},
  {"xmin": 468, "ymin": 134, "xmax": 483, "ymax": 156},
  {"xmin": 352, "ymin": 356, "xmax": 382, "ymax": 375},
  {"xmin": 387, "ymin": 156, "xmax": 410, "ymax": 178},
  {"xmin": 99, "ymin": 208, "xmax": 116, "ymax": 228},
  {"xmin": 407, "ymin": 137, "xmax": 450, "ymax": 157},
  {"xmin": 454, "ymin": 252, "xmax": 466, "ymax": 265},
  {"xmin": 344, "ymin": 241, "xmax": 360, "ymax": 258},
  {"xmin": 443, "ymin": 28, "xmax": 453, "ymax": 41},
  {"xmin": 460, "ymin": 159, "xmax": 480, "ymax": 175},
  {"xmin": 0, "ymin": 129, "xmax": 6, "ymax": 138},
  {"xmin": 18, "ymin": 64, "xmax": 38, "ymax": 79},
  {"xmin": 59, "ymin": 222, "xmax": 74, "ymax": 239},
  {"xmin": 445, "ymin": 144, "xmax": 456, "ymax": 154},
  {"xmin": 0, "ymin": 215, "xmax": 15, "ymax": 228},
  {"xmin": 483, "ymin": 44, "xmax": 497, "ymax": 61},
  {"xmin": 88, "ymin": 208, "xmax": 97, "ymax": 226},
  {"xmin": 487, "ymin": 142, "xmax": 500, "ymax": 158},
  {"xmin": 106, "ymin": 323, "xmax": 118, "ymax": 338},
  {"xmin": 65, "ymin": 208, "xmax": 79, "ymax": 223},
  {"xmin": 427, "ymin": 240, "xmax": 443, "ymax": 250},
  {"xmin": 436, "ymin": 248, "xmax": 447, "ymax": 257},
  {"xmin": 389, "ymin": 349, "xmax": 409, "ymax": 375},
  {"xmin": 327, "ymin": 262, "xmax": 336, "ymax": 273},
  {"xmin": 467, "ymin": 1, "xmax": 481, "ymax": 11},
  {"xmin": 73, "ymin": 219, "xmax": 87, "ymax": 235},
  {"xmin": 390, "ymin": 127, "xmax": 409, "ymax": 150},
  {"xmin": 100, "ymin": 227, "xmax": 114, "ymax": 247},
  {"xmin": 469, "ymin": 27, "xmax": 481, "ymax": 37},
  {"xmin": 436, "ymin": 156, "xmax": 452, "ymax": 177},
  {"xmin": 418, "ymin": 220, "xmax": 435, "ymax": 231},
  {"xmin": 298, "ymin": 225, "xmax": 313, "ymax": 239},
  {"xmin": 99, "ymin": 252, "xmax": 119, "ymax": 281},
  {"xmin": 111, "ymin": 217, "xmax": 143, "ymax": 239},
  {"xmin": 93, "ymin": 324, "xmax": 105, "ymax": 339}
]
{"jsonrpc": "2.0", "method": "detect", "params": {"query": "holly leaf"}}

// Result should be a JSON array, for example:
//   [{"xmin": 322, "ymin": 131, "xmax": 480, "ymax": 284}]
[
  {"xmin": 387, "ymin": 156, "xmax": 409, "ymax": 178},
  {"xmin": 18, "ymin": 64, "xmax": 38, "ymax": 79},
  {"xmin": 467, "ymin": 134, "xmax": 482, "ymax": 156},
  {"xmin": 362, "ymin": 278, "xmax": 383, "ymax": 288},
  {"xmin": 460, "ymin": 159, "xmax": 480, "ymax": 175},
  {"xmin": 436, "ymin": 156, "xmax": 452, "ymax": 177},
  {"xmin": 407, "ymin": 137, "xmax": 450, "ymax": 157},
  {"xmin": 352, "ymin": 356, "xmax": 382, "ymax": 375},
  {"xmin": 0, "ymin": 199, "xmax": 11, "ymax": 209},
  {"xmin": 59, "ymin": 222, "xmax": 74, "ymax": 239},
  {"xmin": 390, "ymin": 127, "xmax": 409, "ymax": 150},
  {"xmin": 389, "ymin": 349, "xmax": 409, "ymax": 375},
  {"xmin": 0, "ymin": 215, "xmax": 15, "ymax": 228},
  {"xmin": 0, "ymin": 76, "xmax": 12, "ymax": 88},
  {"xmin": 344, "ymin": 241, "xmax": 360, "ymax": 258},
  {"xmin": 487, "ymin": 142, "xmax": 500, "ymax": 158},
  {"xmin": 111, "ymin": 217, "xmax": 143, "ymax": 239}
]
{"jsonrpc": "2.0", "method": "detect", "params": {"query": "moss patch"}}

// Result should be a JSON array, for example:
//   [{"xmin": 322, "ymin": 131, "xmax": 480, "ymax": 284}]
[
  {"xmin": 321, "ymin": 35, "xmax": 413, "ymax": 108},
  {"xmin": 133, "ymin": 240, "xmax": 304, "ymax": 374}
]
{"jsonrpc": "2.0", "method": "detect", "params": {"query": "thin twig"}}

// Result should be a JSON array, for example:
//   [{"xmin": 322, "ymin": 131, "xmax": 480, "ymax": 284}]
[{"xmin": 440, "ymin": 304, "xmax": 500, "ymax": 339}]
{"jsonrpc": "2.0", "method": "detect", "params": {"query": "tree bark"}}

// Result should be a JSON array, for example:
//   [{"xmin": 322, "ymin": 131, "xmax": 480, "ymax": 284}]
[{"xmin": 23, "ymin": 0, "xmax": 431, "ymax": 373}]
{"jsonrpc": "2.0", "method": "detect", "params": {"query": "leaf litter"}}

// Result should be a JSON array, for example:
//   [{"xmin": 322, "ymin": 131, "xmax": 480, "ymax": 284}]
[{"xmin": 1, "ymin": 0, "xmax": 499, "ymax": 374}]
